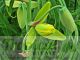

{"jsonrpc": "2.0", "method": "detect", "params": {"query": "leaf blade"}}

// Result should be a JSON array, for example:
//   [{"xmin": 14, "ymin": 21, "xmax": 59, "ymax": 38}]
[
  {"xmin": 34, "ymin": 2, "xmax": 51, "ymax": 23},
  {"xmin": 24, "ymin": 27, "xmax": 36, "ymax": 49},
  {"xmin": 17, "ymin": 3, "xmax": 27, "ymax": 29}
]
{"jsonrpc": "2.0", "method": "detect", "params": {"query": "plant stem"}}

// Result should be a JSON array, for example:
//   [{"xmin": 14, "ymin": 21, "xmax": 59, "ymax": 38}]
[{"xmin": 27, "ymin": 0, "xmax": 32, "ymax": 23}]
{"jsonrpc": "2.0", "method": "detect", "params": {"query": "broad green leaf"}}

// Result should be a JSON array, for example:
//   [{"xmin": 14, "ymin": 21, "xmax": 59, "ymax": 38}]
[
  {"xmin": 34, "ymin": 2, "xmax": 51, "ymax": 23},
  {"xmin": 24, "ymin": 27, "xmax": 36, "ymax": 48},
  {"xmin": 17, "ymin": 3, "xmax": 27, "ymax": 29},
  {"xmin": 43, "ymin": 29, "xmax": 66, "ymax": 40}
]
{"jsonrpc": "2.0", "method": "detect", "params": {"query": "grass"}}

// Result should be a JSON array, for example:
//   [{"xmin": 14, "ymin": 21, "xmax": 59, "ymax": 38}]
[{"xmin": 0, "ymin": 0, "xmax": 80, "ymax": 60}]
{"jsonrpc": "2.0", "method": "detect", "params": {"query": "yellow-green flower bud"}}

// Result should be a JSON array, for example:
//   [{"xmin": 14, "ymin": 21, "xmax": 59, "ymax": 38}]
[{"xmin": 35, "ymin": 24, "xmax": 55, "ymax": 36}]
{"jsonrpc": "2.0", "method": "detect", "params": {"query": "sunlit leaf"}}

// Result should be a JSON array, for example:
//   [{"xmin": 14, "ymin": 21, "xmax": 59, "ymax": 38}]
[
  {"xmin": 13, "ymin": 1, "xmax": 22, "ymax": 8},
  {"xmin": 34, "ymin": 2, "xmax": 51, "ymax": 23}
]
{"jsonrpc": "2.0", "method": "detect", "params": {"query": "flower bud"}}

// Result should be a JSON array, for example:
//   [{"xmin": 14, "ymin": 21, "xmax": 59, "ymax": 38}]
[
  {"xmin": 35, "ymin": 24, "xmax": 55, "ymax": 36},
  {"xmin": 60, "ymin": 7, "xmax": 77, "ymax": 32}
]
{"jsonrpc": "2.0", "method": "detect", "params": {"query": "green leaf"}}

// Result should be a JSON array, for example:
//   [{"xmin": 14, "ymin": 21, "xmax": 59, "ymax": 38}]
[
  {"xmin": 24, "ymin": 27, "xmax": 36, "ymax": 49},
  {"xmin": 17, "ymin": 3, "xmax": 27, "ymax": 29},
  {"xmin": 5, "ymin": 0, "xmax": 10, "ymax": 7},
  {"xmin": 43, "ymin": 29, "xmax": 66, "ymax": 40},
  {"xmin": 34, "ymin": 2, "xmax": 51, "ymax": 23},
  {"xmin": 13, "ymin": 1, "xmax": 22, "ymax": 8}
]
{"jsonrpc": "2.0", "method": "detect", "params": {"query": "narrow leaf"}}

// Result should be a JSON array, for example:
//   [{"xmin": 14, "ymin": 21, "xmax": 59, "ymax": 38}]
[
  {"xmin": 34, "ymin": 2, "xmax": 51, "ymax": 23},
  {"xmin": 24, "ymin": 27, "xmax": 36, "ymax": 49}
]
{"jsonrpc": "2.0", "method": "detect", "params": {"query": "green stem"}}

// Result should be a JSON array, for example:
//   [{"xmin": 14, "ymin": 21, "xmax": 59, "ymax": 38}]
[
  {"xmin": 73, "ymin": 26, "xmax": 78, "ymax": 47},
  {"xmin": 27, "ymin": 0, "xmax": 32, "ymax": 23},
  {"xmin": 26, "ymin": 0, "xmax": 33, "ymax": 60},
  {"xmin": 22, "ymin": 37, "xmax": 26, "ymax": 52},
  {"xmin": 68, "ymin": 26, "xmax": 78, "ymax": 60},
  {"xmin": 37, "ymin": 0, "xmax": 41, "ymax": 10},
  {"xmin": 75, "ymin": 27, "xmax": 78, "ymax": 43}
]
